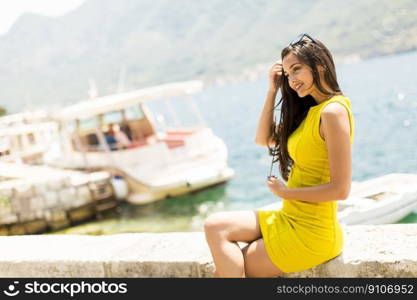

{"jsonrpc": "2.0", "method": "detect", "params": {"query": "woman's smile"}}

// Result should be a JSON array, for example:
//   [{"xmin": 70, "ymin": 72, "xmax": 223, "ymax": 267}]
[{"xmin": 294, "ymin": 83, "xmax": 303, "ymax": 92}]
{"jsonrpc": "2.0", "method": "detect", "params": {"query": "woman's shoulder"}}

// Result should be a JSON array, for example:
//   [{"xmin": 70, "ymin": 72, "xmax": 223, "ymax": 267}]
[
  {"xmin": 319, "ymin": 95, "xmax": 354, "ymax": 134},
  {"xmin": 321, "ymin": 94, "xmax": 352, "ymax": 113},
  {"xmin": 333, "ymin": 94, "xmax": 351, "ymax": 105}
]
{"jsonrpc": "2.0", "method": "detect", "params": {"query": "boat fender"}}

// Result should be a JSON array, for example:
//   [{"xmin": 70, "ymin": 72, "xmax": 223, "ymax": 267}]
[{"xmin": 111, "ymin": 176, "xmax": 129, "ymax": 200}]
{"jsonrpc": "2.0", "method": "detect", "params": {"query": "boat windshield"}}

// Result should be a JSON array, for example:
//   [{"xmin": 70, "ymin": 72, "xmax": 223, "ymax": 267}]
[
  {"xmin": 103, "ymin": 110, "xmax": 123, "ymax": 125},
  {"xmin": 125, "ymin": 105, "xmax": 145, "ymax": 120},
  {"xmin": 70, "ymin": 105, "xmax": 157, "ymax": 152}
]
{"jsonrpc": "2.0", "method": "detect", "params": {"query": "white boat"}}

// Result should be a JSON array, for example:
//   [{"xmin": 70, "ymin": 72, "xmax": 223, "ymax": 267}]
[
  {"xmin": 259, "ymin": 173, "xmax": 417, "ymax": 225},
  {"xmin": 44, "ymin": 80, "xmax": 234, "ymax": 205},
  {"xmin": 338, "ymin": 173, "xmax": 417, "ymax": 225},
  {"xmin": 0, "ymin": 111, "xmax": 59, "ymax": 164}
]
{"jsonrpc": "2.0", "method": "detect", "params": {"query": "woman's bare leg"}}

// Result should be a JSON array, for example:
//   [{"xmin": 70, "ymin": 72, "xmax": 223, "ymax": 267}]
[
  {"xmin": 203, "ymin": 210, "xmax": 261, "ymax": 278},
  {"xmin": 241, "ymin": 238, "xmax": 284, "ymax": 278}
]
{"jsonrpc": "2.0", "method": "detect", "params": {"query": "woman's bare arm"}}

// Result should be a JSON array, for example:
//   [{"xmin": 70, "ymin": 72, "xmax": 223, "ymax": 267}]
[
  {"xmin": 255, "ymin": 61, "xmax": 282, "ymax": 147},
  {"xmin": 254, "ymin": 89, "xmax": 278, "ymax": 147}
]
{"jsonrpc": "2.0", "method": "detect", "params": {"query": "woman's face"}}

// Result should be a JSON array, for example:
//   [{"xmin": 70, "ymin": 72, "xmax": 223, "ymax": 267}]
[{"xmin": 282, "ymin": 52, "xmax": 315, "ymax": 98}]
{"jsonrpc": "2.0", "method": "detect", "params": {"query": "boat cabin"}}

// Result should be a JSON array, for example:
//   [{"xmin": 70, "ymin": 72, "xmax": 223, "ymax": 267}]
[
  {"xmin": 53, "ymin": 80, "xmax": 205, "ymax": 158},
  {"xmin": 68, "ymin": 103, "xmax": 158, "ymax": 152},
  {"xmin": 0, "ymin": 122, "xmax": 58, "ymax": 164}
]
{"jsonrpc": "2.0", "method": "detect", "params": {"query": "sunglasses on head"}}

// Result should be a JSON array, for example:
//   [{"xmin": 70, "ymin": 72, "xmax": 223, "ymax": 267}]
[{"xmin": 288, "ymin": 33, "xmax": 317, "ymax": 47}]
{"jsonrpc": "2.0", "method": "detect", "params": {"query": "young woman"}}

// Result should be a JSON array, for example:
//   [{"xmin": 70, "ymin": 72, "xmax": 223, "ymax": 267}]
[{"xmin": 204, "ymin": 33, "xmax": 354, "ymax": 277}]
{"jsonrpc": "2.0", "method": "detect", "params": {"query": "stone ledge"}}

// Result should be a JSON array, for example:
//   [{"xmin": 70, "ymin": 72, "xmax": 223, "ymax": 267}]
[{"xmin": 0, "ymin": 224, "xmax": 416, "ymax": 277}]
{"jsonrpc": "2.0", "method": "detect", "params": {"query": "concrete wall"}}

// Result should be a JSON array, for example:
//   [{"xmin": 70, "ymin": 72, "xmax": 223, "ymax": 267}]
[{"xmin": 0, "ymin": 224, "xmax": 416, "ymax": 277}]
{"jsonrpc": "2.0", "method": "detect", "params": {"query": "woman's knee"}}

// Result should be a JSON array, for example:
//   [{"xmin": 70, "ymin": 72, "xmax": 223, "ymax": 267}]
[
  {"xmin": 204, "ymin": 211, "xmax": 261, "ymax": 243},
  {"xmin": 203, "ymin": 212, "xmax": 230, "ymax": 236}
]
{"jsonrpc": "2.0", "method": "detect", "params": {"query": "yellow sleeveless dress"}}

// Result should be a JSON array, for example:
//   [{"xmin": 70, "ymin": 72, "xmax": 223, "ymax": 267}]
[{"xmin": 258, "ymin": 95, "xmax": 355, "ymax": 273}]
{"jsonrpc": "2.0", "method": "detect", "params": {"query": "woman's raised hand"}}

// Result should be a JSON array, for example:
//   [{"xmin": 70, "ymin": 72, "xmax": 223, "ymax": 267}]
[{"xmin": 268, "ymin": 60, "xmax": 283, "ymax": 93}]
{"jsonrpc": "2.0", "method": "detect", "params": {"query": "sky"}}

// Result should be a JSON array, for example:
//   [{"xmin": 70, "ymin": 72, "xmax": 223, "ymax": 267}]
[{"xmin": 0, "ymin": 0, "xmax": 86, "ymax": 35}]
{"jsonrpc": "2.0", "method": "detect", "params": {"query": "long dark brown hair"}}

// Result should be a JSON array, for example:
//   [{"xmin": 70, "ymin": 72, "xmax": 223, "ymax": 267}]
[{"xmin": 268, "ymin": 36, "xmax": 343, "ymax": 181}]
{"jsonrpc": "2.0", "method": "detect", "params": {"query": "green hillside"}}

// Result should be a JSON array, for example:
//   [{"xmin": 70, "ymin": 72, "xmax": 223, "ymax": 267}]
[{"xmin": 0, "ymin": 0, "xmax": 416, "ymax": 112}]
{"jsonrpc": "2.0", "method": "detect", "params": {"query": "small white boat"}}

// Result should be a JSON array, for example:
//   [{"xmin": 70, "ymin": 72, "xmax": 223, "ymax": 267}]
[
  {"xmin": 0, "ymin": 110, "xmax": 59, "ymax": 164},
  {"xmin": 44, "ymin": 80, "xmax": 234, "ymax": 205},
  {"xmin": 259, "ymin": 173, "xmax": 417, "ymax": 225},
  {"xmin": 338, "ymin": 173, "xmax": 417, "ymax": 225}
]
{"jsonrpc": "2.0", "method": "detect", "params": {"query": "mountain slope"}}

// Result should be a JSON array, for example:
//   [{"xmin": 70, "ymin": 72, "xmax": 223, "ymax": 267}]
[{"xmin": 0, "ymin": 0, "xmax": 416, "ymax": 112}]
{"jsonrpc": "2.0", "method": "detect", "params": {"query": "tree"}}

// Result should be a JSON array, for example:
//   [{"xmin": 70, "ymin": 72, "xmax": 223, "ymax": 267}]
[{"xmin": 0, "ymin": 106, "xmax": 6, "ymax": 117}]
